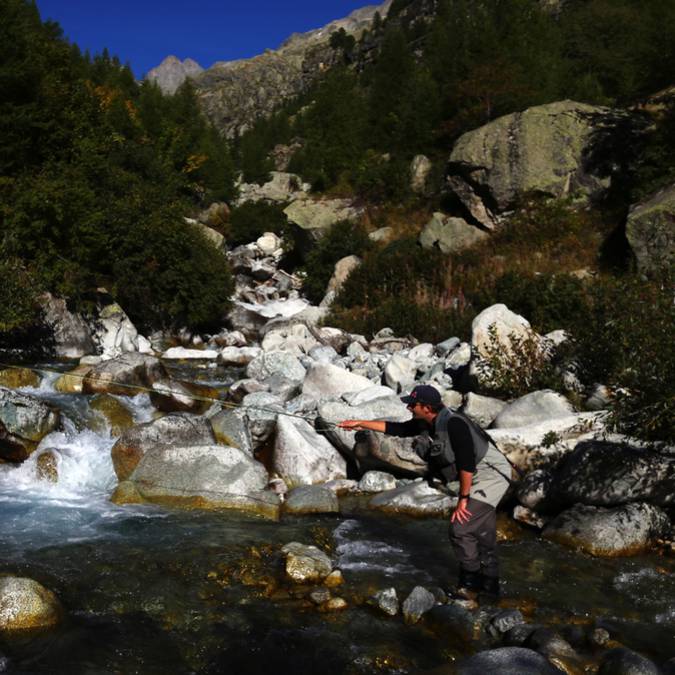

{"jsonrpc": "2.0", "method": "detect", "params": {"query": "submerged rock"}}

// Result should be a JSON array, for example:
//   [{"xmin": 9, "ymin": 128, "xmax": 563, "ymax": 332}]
[
  {"xmin": 35, "ymin": 450, "xmax": 59, "ymax": 483},
  {"xmin": 0, "ymin": 368, "xmax": 40, "ymax": 389},
  {"xmin": 89, "ymin": 394, "xmax": 134, "ymax": 436},
  {"xmin": 402, "ymin": 586, "xmax": 436, "ymax": 624},
  {"xmin": 0, "ymin": 577, "xmax": 62, "ymax": 634},
  {"xmin": 371, "ymin": 587, "xmax": 399, "ymax": 616},
  {"xmin": 82, "ymin": 353, "xmax": 166, "ymax": 397},
  {"xmin": 369, "ymin": 482, "xmax": 453, "ymax": 517},
  {"xmin": 281, "ymin": 542, "xmax": 333, "ymax": 583},
  {"xmin": 53, "ymin": 364, "xmax": 92, "ymax": 394},
  {"xmin": 598, "ymin": 647, "xmax": 661, "ymax": 675},
  {"xmin": 283, "ymin": 485, "xmax": 339, "ymax": 514},
  {"xmin": 455, "ymin": 646, "xmax": 562, "ymax": 674}
]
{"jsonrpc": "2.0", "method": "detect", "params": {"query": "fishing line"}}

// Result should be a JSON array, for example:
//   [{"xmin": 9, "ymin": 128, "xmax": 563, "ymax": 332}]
[{"xmin": 0, "ymin": 360, "xmax": 360, "ymax": 433}]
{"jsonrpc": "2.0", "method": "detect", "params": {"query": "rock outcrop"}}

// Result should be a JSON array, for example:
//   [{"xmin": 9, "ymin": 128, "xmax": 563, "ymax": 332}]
[
  {"xmin": 145, "ymin": 55, "xmax": 204, "ymax": 94},
  {"xmin": 447, "ymin": 100, "xmax": 630, "ymax": 228},
  {"xmin": 625, "ymin": 181, "xmax": 675, "ymax": 274}
]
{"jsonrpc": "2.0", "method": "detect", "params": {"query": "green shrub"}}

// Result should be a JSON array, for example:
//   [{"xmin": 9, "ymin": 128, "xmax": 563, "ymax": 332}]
[
  {"xmin": 301, "ymin": 220, "xmax": 372, "ymax": 304},
  {"xmin": 569, "ymin": 276, "xmax": 674, "ymax": 443},
  {"xmin": 0, "ymin": 258, "xmax": 42, "ymax": 332},
  {"xmin": 477, "ymin": 271, "xmax": 589, "ymax": 335},
  {"xmin": 329, "ymin": 237, "xmax": 476, "ymax": 341},
  {"xmin": 227, "ymin": 202, "xmax": 288, "ymax": 247},
  {"xmin": 474, "ymin": 324, "xmax": 564, "ymax": 399},
  {"xmin": 113, "ymin": 221, "xmax": 234, "ymax": 332}
]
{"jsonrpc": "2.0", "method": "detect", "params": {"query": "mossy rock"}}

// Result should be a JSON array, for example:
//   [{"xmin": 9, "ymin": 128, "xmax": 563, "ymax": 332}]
[
  {"xmin": 89, "ymin": 394, "xmax": 135, "ymax": 436},
  {"xmin": 36, "ymin": 451, "xmax": 59, "ymax": 483},
  {"xmin": 0, "ymin": 368, "xmax": 40, "ymax": 389},
  {"xmin": 110, "ymin": 480, "xmax": 144, "ymax": 505},
  {"xmin": 54, "ymin": 364, "xmax": 93, "ymax": 394},
  {"xmin": 0, "ymin": 577, "xmax": 63, "ymax": 635}
]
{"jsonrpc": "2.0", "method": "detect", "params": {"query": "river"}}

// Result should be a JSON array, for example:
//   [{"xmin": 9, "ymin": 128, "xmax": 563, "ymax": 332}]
[{"xmin": 0, "ymin": 367, "xmax": 673, "ymax": 673}]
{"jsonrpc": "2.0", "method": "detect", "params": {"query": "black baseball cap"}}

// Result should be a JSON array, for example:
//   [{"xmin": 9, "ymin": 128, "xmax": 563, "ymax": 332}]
[{"xmin": 400, "ymin": 384, "xmax": 442, "ymax": 406}]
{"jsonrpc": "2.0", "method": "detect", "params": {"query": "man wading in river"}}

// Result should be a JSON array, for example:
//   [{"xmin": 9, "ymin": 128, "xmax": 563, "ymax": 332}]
[{"xmin": 338, "ymin": 384, "xmax": 511, "ymax": 601}]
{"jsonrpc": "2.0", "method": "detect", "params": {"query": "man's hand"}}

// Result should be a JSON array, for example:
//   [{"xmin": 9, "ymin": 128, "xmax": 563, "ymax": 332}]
[
  {"xmin": 338, "ymin": 420, "xmax": 363, "ymax": 430},
  {"xmin": 451, "ymin": 499, "xmax": 472, "ymax": 524}
]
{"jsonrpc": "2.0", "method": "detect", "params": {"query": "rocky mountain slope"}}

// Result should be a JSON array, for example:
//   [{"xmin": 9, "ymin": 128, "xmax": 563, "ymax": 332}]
[{"xmin": 144, "ymin": 1, "xmax": 392, "ymax": 137}]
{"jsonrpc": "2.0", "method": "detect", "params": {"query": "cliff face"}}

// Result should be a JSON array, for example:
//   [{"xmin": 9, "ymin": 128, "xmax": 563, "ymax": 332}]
[{"xmin": 192, "ymin": 0, "xmax": 393, "ymax": 137}]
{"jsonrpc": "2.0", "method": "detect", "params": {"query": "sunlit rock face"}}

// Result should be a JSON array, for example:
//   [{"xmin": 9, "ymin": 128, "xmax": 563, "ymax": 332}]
[{"xmin": 145, "ymin": 55, "xmax": 204, "ymax": 94}]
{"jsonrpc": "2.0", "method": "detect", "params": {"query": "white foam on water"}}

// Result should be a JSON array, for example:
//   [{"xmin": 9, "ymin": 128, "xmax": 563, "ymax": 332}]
[{"xmin": 333, "ymin": 519, "xmax": 427, "ymax": 578}]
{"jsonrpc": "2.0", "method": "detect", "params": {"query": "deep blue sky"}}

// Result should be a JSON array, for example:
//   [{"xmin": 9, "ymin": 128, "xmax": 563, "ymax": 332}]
[{"xmin": 36, "ymin": 1, "xmax": 375, "ymax": 78}]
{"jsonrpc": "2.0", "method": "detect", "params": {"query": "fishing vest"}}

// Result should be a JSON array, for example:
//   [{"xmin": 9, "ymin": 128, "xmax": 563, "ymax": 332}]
[{"xmin": 416, "ymin": 408, "xmax": 490, "ymax": 482}]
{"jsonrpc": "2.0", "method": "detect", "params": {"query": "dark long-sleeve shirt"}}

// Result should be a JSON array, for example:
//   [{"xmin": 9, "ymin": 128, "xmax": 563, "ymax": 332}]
[{"xmin": 384, "ymin": 416, "xmax": 476, "ymax": 473}]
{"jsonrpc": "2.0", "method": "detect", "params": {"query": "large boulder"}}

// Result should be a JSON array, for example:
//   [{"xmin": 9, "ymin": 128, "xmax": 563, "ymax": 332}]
[
  {"xmin": 320, "ymin": 255, "xmax": 361, "ymax": 308},
  {"xmin": 40, "ymin": 293, "xmax": 95, "ymax": 359},
  {"xmin": 246, "ymin": 351, "xmax": 306, "ymax": 383},
  {"xmin": 551, "ymin": 440, "xmax": 675, "ymax": 508},
  {"xmin": 118, "ymin": 444, "xmax": 278, "ymax": 519},
  {"xmin": 148, "ymin": 379, "xmax": 218, "ymax": 415},
  {"xmin": 91, "ymin": 301, "xmax": 144, "ymax": 359},
  {"xmin": 82, "ymin": 353, "xmax": 167, "ymax": 397},
  {"xmin": 273, "ymin": 416, "xmax": 346, "ymax": 488},
  {"xmin": 491, "ymin": 390, "xmax": 575, "ymax": 429},
  {"xmin": 543, "ymin": 502, "xmax": 670, "ymax": 556},
  {"xmin": 447, "ymin": 100, "xmax": 623, "ymax": 229},
  {"xmin": 302, "ymin": 362, "xmax": 374, "ymax": 400},
  {"xmin": 317, "ymin": 397, "xmax": 426, "ymax": 477},
  {"xmin": 0, "ymin": 577, "xmax": 63, "ymax": 634},
  {"xmin": 236, "ymin": 171, "xmax": 309, "ymax": 204},
  {"xmin": 260, "ymin": 324, "xmax": 318, "ymax": 357},
  {"xmin": 283, "ymin": 485, "xmax": 339, "ymax": 514},
  {"xmin": 0, "ymin": 388, "xmax": 60, "ymax": 462},
  {"xmin": 111, "ymin": 414, "xmax": 215, "ymax": 481},
  {"xmin": 470, "ymin": 304, "xmax": 542, "ymax": 391},
  {"xmin": 625, "ymin": 182, "xmax": 675, "ymax": 274},
  {"xmin": 419, "ymin": 212, "xmax": 488, "ymax": 254},
  {"xmin": 488, "ymin": 413, "xmax": 606, "ymax": 472},
  {"xmin": 283, "ymin": 198, "xmax": 362, "ymax": 239},
  {"xmin": 209, "ymin": 407, "xmax": 254, "ymax": 454}
]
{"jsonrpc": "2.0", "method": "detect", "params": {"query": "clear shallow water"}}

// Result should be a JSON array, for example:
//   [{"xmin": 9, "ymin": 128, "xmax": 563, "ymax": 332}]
[{"xmin": 0, "ymin": 376, "xmax": 673, "ymax": 673}]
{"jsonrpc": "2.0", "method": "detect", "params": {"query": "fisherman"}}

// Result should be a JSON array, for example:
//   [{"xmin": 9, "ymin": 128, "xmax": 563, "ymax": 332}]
[{"xmin": 338, "ymin": 384, "xmax": 511, "ymax": 600}]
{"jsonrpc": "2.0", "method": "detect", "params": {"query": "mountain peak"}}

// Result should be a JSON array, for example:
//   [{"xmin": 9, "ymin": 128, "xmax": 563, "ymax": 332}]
[{"xmin": 145, "ymin": 55, "xmax": 204, "ymax": 94}]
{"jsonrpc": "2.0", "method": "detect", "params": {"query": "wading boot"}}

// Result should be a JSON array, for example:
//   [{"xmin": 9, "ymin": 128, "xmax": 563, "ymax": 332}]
[
  {"xmin": 448, "ymin": 568, "xmax": 482, "ymax": 601},
  {"xmin": 480, "ymin": 574, "xmax": 500, "ymax": 601}
]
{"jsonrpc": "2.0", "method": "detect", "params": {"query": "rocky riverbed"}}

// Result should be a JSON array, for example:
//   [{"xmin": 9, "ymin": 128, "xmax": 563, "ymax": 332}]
[{"xmin": 0, "ymin": 230, "xmax": 673, "ymax": 674}]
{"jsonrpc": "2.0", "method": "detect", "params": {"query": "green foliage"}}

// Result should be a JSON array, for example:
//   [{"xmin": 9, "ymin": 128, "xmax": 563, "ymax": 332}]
[
  {"xmin": 329, "ymin": 237, "xmax": 475, "ymax": 341},
  {"xmin": 478, "ymin": 272, "xmax": 587, "ymax": 335},
  {"xmin": 0, "ymin": 0, "xmax": 236, "ymax": 333},
  {"xmin": 631, "ymin": 101, "xmax": 675, "ymax": 201},
  {"xmin": 0, "ymin": 258, "xmax": 42, "ymax": 331},
  {"xmin": 329, "ymin": 28, "xmax": 356, "ymax": 59},
  {"xmin": 113, "ymin": 222, "xmax": 233, "ymax": 332},
  {"xmin": 569, "ymin": 276, "xmax": 674, "ymax": 443},
  {"xmin": 227, "ymin": 202, "xmax": 288, "ymax": 247},
  {"xmin": 301, "ymin": 221, "xmax": 372, "ymax": 304},
  {"xmin": 474, "ymin": 324, "xmax": 564, "ymax": 399}
]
